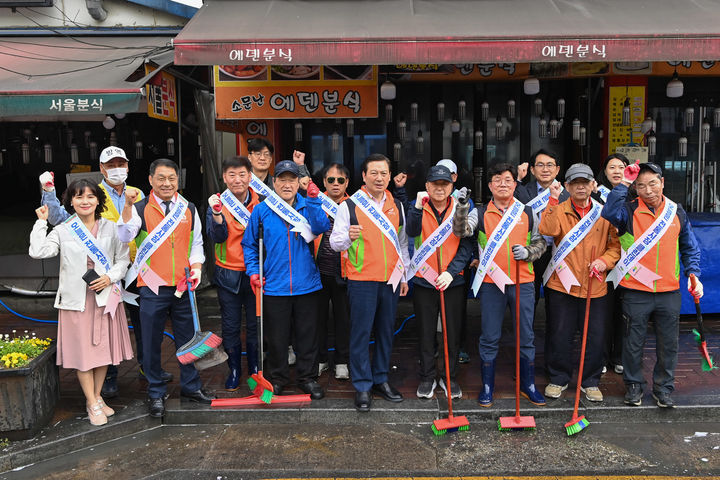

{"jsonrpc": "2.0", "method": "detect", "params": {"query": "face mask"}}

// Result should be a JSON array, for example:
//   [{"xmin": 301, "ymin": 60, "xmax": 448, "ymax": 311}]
[{"xmin": 105, "ymin": 167, "xmax": 128, "ymax": 185}]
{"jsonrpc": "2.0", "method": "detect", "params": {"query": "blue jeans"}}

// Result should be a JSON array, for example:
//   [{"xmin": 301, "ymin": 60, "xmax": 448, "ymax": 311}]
[
  {"xmin": 139, "ymin": 286, "xmax": 202, "ymax": 398},
  {"xmin": 621, "ymin": 289, "xmax": 681, "ymax": 394},
  {"xmin": 347, "ymin": 280, "xmax": 399, "ymax": 392},
  {"xmin": 478, "ymin": 282, "xmax": 536, "ymax": 363},
  {"xmin": 216, "ymin": 272, "xmax": 258, "ymax": 372}
]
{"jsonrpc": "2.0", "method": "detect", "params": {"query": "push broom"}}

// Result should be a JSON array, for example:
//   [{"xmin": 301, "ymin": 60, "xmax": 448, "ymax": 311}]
[
  {"xmin": 689, "ymin": 274, "xmax": 716, "ymax": 371},
  {"xmin": 498, "ymin": 259, "xmax": 536, "ymax": 431},
  {"xmin": 564, "ymin": 247, "xmax": 597, "ymax": 436},
  {"xmin": 431, "ymin": 255, "xmax": 469, "ymax": 436},
  {"xmin": 176, "ymin": 267, "xmax": 223, "ymax": 364}
]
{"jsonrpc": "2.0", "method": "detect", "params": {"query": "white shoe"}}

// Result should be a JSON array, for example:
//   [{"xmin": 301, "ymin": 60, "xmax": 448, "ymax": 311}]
[
  {"xmin": 334, "ymin": 363, "xmax": 349, "ymax": 380},
  {"xmin": 601, "ymin": 366, "xmax": 607, "ymax": 374},
  {"xmin": 581, "ymin": 386, "xmax": 604, "ymax": 402},
  {"xmin": 544, "ymin": 383, "xmax": 568, "ymax": 399},
  {"xmin": 318, "ymin": 362, "xmax": 329, "ymax": 376},
  {"xmin": 288, "ymin": 346, "xmax": 296, "ymax": 366},
  {"xmin": 614, "ymin": 364, "xmax": 624, "ymax": 374}
]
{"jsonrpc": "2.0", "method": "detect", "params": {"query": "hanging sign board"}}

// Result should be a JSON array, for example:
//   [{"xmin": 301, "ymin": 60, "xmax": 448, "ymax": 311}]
[
  {"xmin": 145, "ymin": 65, "xmax": 178, "ymax": 123},
  {"xmin": 615, "ymin": 146, "xmax": 649, "ymax": 164},
  {"xmin": 607, "ymin": 83, "xmax": 647, "ymax": 156}
]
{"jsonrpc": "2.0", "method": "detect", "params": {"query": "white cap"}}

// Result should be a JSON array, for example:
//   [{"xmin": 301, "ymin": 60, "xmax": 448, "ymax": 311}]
[
  {"xmin": 99, "ymin": 146, "xmax": 129, "ymax": 163},
  {"xmin": 436, "ymin": 159, "xmax": 457, "ymax": 175}
]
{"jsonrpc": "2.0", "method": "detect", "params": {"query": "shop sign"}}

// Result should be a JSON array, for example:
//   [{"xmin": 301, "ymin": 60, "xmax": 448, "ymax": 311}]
[
  {"xmin": 0, "ymin": 93, "xmax": 141, "ymax": 117},
  {"xmin": 213, "ymin": 65, "xmax": 377, "ymax": 119},
  {"xmin": 615, "ymin": 146, "xmax": 649, "ymax": 164},
  {"xmin": 607, "ymin": 84, "xmax": 647, "ymax": 155},
  {"xmin": 145, "ymin": 66, "xmax": 178, "ymax": 123}
]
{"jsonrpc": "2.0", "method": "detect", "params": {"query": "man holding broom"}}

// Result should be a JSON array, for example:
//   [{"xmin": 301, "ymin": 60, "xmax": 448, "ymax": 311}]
[
  {"xmin": 453, "ymin": 162, "xmax": 547, "ymax": 408},
  {"xmin": 602, "ymin": 161, "xmax": 702, "ymax": 408},
  {"xmin": 538, "ymin": 163, "xmax": 621, "ymax": 403},
  {"xmin": 118, "ymin": 158, "xmax": 215, "ymax": 418}
]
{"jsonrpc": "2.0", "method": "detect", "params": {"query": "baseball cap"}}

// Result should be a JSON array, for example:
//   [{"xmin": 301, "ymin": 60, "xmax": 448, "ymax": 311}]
[
  {"xmin": 565, "ymin": 163, "xmax": 594, "ymax": 183},
  {"xmin": 639, "ymin": 162, "xmax": 662, "ymax": 176},
  {"xmin": 274, "ymin": 160, "xmax": 301, "ymax": 177},
  {"xmin": 436, "ymin": 159, "xmax": 457, "ymax": 175},
  {"xmin": 99, "ymin": 146, "xmax": 129, "ymax": 163},
  {"xmin": 427, "ymin": 165, "xmax": 454, "ymax": 183}
]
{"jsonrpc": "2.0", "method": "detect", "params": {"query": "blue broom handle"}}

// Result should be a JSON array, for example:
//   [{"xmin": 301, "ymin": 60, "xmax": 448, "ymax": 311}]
[{"xmin": 185, "ymin": 267, "xmax": 201, "ymax": 332}]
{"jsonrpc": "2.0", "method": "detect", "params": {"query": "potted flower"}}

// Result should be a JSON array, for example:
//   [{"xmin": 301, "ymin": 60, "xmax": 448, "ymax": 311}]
[{"xmin": 0, "ymin": 331, "xmax": 59, "ymax": 440}]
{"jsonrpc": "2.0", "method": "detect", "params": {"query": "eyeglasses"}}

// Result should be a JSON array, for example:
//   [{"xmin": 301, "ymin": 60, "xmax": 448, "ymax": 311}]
[
  {"xmin": 491, "ymin": 178, "xmax": 514, "ymax": 186},
  {"xmin": 326, "ymin": 177, "xmax": 346, "ymax": 184},
  {"xmin": 251, "ymin": 151, "xmax": 272, "ymax": 158},
  {"xmin": 534, "ymin": 162, "xmax": 557, "ymax": 170}
]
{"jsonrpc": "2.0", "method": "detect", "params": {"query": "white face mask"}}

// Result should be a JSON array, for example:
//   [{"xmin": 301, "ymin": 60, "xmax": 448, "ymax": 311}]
[{"xmin": 105, "ymin": 167, "xmax": 128, "ymax": 186}]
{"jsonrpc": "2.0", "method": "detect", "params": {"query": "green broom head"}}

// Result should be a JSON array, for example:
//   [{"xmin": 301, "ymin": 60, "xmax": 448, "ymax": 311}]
[
  {"xmin": 693, "ymin": 328, "xmax": 703, "ymax": 346},
  {"xmin": 258, "ymin": 387, "xmax": 274, "ymax": 404},
  {"xmin": 565, "ymin": 416, "xmax": 589, "ymax": 436},
  {"xmin": 431, "ymin": 424, "xmax": 446, "ymax": 436},
  {"xmin": 693, "ymin": 330, "xmax": 717, "ymax": 371},
  {"xmin": 247, "ymin": 377, "xmax": 258, "ymax": 391}
]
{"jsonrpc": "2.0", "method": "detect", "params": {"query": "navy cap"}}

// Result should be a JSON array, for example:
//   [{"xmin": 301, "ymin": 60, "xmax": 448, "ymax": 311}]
[
  {"xmin": 274, "ymin": 160, "xmax": 301, "ymax": 177},
  {"xmin": 427, "ymin": 165, "xmax": 454, "ymax": 183},
  {"xmin": 639, "ymin": 162, "xmax": 662, "ymax": 176}
]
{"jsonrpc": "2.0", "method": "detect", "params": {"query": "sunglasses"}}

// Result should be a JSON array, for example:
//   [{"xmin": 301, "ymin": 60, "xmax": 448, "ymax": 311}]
[{"xmin": 326, "ymin": 177, "xmax": 346, "ymax": 184}]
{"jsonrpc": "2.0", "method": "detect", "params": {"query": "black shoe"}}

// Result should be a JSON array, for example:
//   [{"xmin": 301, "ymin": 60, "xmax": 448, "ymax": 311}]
[
  {"xmin": 180, "ymin": 388, "xmax": 215, "ymax": 404},
  {"xmin": 371, "ymin": 382, "xmax": 403, "ymax": 403},
  {"xmin": 101, "ymin": 375, "xmax": 118, "ymax": 399},
  {"xmin": 299, "ymin": 380, "xmax": 325, "ymax": 400},
  {"xmin": 139, "ymin": 367, "xmax": 173, "ymax": 383},
  {"xmin": 624, "ymin": 383, "xmax": 643, "ymax": 406},
  {"xmin": 271, "ymin": 383, "xmax": 284, "ymax": 396},
  {"xmin": 355, "ymin": 391, "xmax": 371, "ymax": 412},
  {"xmin": 652, "ymin": 391, "xmax": 676, "ymax": 408},
  {"xmin": 147, "ymin": 396, "xmax": 165, "ymax": 418}
]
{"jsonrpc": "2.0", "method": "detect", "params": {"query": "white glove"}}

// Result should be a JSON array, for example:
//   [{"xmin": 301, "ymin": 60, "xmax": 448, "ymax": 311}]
[
  {"xmin": 435, "ymin": 271, "xmax": 453, "ymax": 291},
  {"xmin": 208, "ymin": 194, "xmax": 222, "ymax": 213},
  {"xmin": 512, "ymin": 244, "xmax": 529, "ymax": 261},
  {"xmin": 415, "ymin": 191, "xmax": 429, "ymax": 210},
  {"xmin": 688, "ymin": 276, "xmax": 704, "ymax": 299},
  {"xmin": 190, "ymin": 267, "xmax": 202, "ymax": 285},
  {"xmin": 456, "ymin": 187, "xmax": 471, "ymax": 205},
  {"xmin": 39, "ymin": 171, "xmax": 55, "ymax": 192}
]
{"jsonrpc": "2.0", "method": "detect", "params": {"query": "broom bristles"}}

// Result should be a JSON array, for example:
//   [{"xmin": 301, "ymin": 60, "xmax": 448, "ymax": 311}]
[
  {"xmin": 176, "ymin": 333, "xmax": 222, "ymax": 365},
  {"xmin": 565, "ymin": 416, "xmax": 589, "ymax": 436}
]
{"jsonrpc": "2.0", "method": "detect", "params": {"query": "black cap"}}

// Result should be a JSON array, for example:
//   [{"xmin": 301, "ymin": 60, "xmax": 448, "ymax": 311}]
[
  {"xmin": 427, "ymin": 165, "xmax": 453, "ymax": 183},
  {"xmin": 639, "ymin": 162, "xmax": 662, "ymax": 176},
  {"xmin": 274, "ymin": 160, "xmax": 301, "ymax": 177}
]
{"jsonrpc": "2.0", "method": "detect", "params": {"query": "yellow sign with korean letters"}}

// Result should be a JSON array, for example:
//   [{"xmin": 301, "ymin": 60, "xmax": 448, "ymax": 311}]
[
  {"xmin": 145, "ymin": 66, "xmax": 178, "ymax": 123},
  {"xmin": 607, "ymin": 85, "xmax": 646, "ymax": 155}
]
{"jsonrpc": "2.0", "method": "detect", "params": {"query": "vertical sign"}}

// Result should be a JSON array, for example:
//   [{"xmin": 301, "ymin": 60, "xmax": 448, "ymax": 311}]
[
  {"xmin": 145, "ymin": 65, "xmax": 178, "ymax": 123},
  {"xmin": 606, "ymin": 80, "xmax": 646, "ymax": 155}
]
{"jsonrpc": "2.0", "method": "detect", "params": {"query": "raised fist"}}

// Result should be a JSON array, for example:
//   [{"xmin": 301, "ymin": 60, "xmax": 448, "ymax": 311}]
[
  {"xmin": 292, "ymin": 150, "xmax": 306, "ymax": 165},
  {"xmin": 415, "ymin": 191, "xmax": 429, "ymax": 209},
  {"xmin": 623, "ymin": 159, "xmax": 641, "ymax": 184},
  {"xmin": 35, "ymin": 205, "xmax": 49, "ymax": 221},
  {"xmin": 517, "ymin": 162, "xmax": 529, "ymax": 181},
  {"xmin": 124, "ymin": 189, "xmax": 139, "ymax": 207},
  {"xmin": 549, "ymin": 182, "xmax": 563, "ymax": 200},
  {"xmin": 208, "ymin": 193, "xmax": 222, "ymax": 212},
  {"xmin": 457, "ymin": 187, "xmax": 471, "ymax": 205},
  {"xmin": 306, "ymin": 182, "xmax": 320, "ymax": 198},
  {"xmin": 39, "ymin": 171, "xmax": 54, "ymax": 192},
  {"xmin": 394, "ymin": 172, "xmax": 407, "ymax": 188}
]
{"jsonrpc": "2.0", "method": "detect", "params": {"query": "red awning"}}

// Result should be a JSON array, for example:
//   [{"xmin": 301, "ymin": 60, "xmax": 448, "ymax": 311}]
[{"xmin": 174, "ymin": 0, "xmax": 720, "ymax": 66}]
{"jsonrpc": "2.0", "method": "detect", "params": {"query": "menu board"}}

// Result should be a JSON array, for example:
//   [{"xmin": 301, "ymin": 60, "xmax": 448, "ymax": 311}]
[
  {"xmin": 607, "ymin": 84, "xmax": 646, "ymax": 155},
  {"xmin": 214, "ymin": 65, "xmax": 378, "ymax": 119}
]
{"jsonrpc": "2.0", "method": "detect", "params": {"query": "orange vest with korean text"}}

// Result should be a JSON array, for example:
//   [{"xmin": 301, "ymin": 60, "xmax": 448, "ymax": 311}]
[
  {"xmin": 214, "ymin": 190, "xmax": 260, "ymax": 271},
  {"xmin": 414, "ymin": 197, "xmax": 462, "ymax": 278}
]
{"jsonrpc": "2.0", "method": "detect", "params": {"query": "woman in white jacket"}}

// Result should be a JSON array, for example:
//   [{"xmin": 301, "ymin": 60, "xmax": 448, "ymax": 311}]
[{"xmin": 29, "ymin": 179, "xmax": 133, "ymax": 426}]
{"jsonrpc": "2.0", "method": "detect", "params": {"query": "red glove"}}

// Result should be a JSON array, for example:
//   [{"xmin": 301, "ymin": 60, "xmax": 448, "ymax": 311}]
[
  {"xmin": 623, "ymin": 159, "xmax": 641, "ymax": 183},
  {"xmin": 174, "ymin": 278, "xmax": 188, "ymax": 297},
  {"xmin": 307, "ymin": 182, "xmax": 320, "ymax": 198},
  {"xmin": 210, "ymin": 193, "xmax": 222, "ymax": 213},
  {"xmin": 250, "ymin": 274, "xmax": 265, "ymax": 295}
]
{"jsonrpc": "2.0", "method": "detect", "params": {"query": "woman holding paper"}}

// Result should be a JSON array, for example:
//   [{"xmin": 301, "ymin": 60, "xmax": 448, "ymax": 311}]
[{"xmin": 29, "ymin": 179, "xmax": 132, "ymax": 426}]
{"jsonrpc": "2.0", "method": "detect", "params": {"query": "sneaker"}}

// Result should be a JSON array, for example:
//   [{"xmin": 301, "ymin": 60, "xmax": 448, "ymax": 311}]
[
  {"xmin": 544, "ymin": 383, "xmax": 568, "ymax": 399},
  {"xmin": 416, "ymin": 379, "xmax": 437, "ymax": 399},
  {"xmin": 614, "ymin": 364, "xmax": 624, "ymax": 374},
  {"xmin": 652, "ymin": 391, "xmax": 676, "ymax": 408},
  {"xmin": 581, "ymin": 386, "xmax": 604, "ymax": 402},
  {"xmin": 624, "ymin": 384, "xmax": 643, "ymax": 406},
  {"xmin": 318, "ymin": 362, "xmax": 329, "ymax": 376},
  {"xmin": 334, "ymin": 363, "xmax": 349, "ymax": 380},
  {"xmin": 288, "ymin": 346, "xmax": 296, "ymax": 366},
  {"xmin": 438, "ymin": 378, "xmax": 462, "ymax": 399},
  {"xmin": 458, "ymin": 350, "xmax": 470, "ymax": 364},
  {"xmin": 601, "ymin": 366, "xmax": 607, "ymax": 374}
]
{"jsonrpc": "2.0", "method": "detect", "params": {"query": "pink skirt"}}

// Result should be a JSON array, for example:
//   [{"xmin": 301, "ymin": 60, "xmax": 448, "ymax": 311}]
[{"xmin": 56, "ymin": 287, "xmax": 134, "ymax": 371}]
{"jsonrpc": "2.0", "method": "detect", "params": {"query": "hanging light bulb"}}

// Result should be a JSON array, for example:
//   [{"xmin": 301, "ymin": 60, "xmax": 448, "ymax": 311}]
[
  {"xmin": 458, "ymin": 99, "xmax": 466, "ymax": 120},
  {"xmin": 474, "ymin": 130, "xmax": 483, "ymax": 150},
  {"xmin": 167, "ymin": 137, "xmax": 175, "ymax": 156},
  {"xmin": 102, "ymin": 116, "xmax": 116, "ymax": 130},
  {"xmin": 294, "ymin": 122, "xmax": 303, "ymax": 143},
  {"xmin": 549, "ymin": 119, "xmax": 559, "ymax": 139},
  {"xmin": 621, "ymin": 98, "xmax": 631, "ymax": 126},
  {"xmin": 480, "ymin": 101, "xmax": 489, "ymax": 122},
  {"xmin": 380, "ymin": 79, "xmax": 396, "ymax": 100},
  {"xmin": 666, "ymin": 71, "xmax": 683, "ymax": 98},
  {"xmin": 579, "ymin": 127, "xmax": 587, "ymax": 146},
  {"xmin": 523, "ymin": 77, "xmax": 540, "ymax": 95},
  {"xmin": 714, "ymin": 107, "xmax": 720, "ymax": 128},
  {"xmin": 702, "ymin": 118, "xmax": 711, "ymax": 143},
  {"xmin": 21, "ymin": 143, "xmax": 30, "ymax": 164},
  {"xmin": 410, "ymin": 102, "xmax": 418, "ymax": 122},
  {"xmin": 436, "ymin": 102, "xmax": 445, "ymax": 122},
  {"xmin": 385, "ymin": 104, "xmax": 393, "ymax": 123},
  {"xmin": 331, "ymin": 131, "xmax": 340, "ymax": 152},
  {"xmin": 393, "ymin": 142, "xmax": 402, "ymax": 164},
  {"xmin": 63, "ymin": 127, "xmax": 72, "ymax": 147},
  {"xmin": 89, "ymin": 141, "xmax": 98, "ymax": 160},
  {"xmin": 538, "ymin": 118, "xmax": 548, "ymax": 138},
  {"xmin": 114, "ymin": 113, "xmax": 125, "ymax": 120},
  {"xmin": 572, "ymin": 118, "xmax": 581, "ymax": 140},
  {"xmin": 450, "ymin": 119, "xmax": 461, "ymax": 133},
  {"xmin": 495, "ymin": 116, "xmax": 504, "ymax": 140},
  {"xmin": 398, "ymin": 119, "xmax": 407, "ymax": 140},
  {"xmin": 641, "ymin": 116, "xmax": 654, "ymax": 134},
  {"xmin": 416, "ymin": 130, "xmax": 424, "ymax": 155},
  {"xmin": 134, "ymin": 141, "xmax": 142, "ymax": 160},
  {"xmin": 685, "ymin": 107, "xmax": 695, "ymax": 129},
  {"xmin": 43, "ymin": 143, "xmax": 52, "ymax": 164},
  {"xmin": 557, "ymin": 98, "xmax": 565, "ymax": 119},
  {"xmin": 507, "ymin": 99, "xmax": 516, "ymax": 119},
  {"xmin": 70, "ymin": 143, "xmax": 79, "ymax": 164},
  {"xmin": 346, "ymin": 119, "xmax": 354, "ymax": 137},
  {"xmin": 678, "ymin": 135, "xmax": 688, "ymax": 157},
  {"xmin": 647, "ymin": 131, "xmax": 657, "ymax": 156},
  {"xmin": 534, "ymin": 98, "xmax": 543, "ymax": 117}
]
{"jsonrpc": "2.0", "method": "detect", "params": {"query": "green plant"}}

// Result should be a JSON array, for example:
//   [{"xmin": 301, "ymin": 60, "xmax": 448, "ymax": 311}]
[{"xmin": 0, "ymin": 330, "xmax": 52, "ymax": 369}]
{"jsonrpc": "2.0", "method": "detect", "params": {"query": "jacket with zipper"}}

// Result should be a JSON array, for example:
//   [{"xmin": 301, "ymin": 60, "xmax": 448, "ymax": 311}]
[{"xmin": 242, "ymin": 193, "xmax": 330, "ymax": 296}]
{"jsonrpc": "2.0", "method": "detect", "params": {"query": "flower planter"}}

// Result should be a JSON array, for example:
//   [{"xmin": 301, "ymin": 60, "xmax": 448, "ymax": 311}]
[{"xmin": 0, "ymin": 343, "xmax": 59, "ymax": 440}]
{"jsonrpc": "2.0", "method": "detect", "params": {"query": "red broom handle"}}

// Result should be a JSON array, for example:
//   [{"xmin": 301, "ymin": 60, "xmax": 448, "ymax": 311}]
[
  {"xmin": 572, "ymin": 247, "xmax": 596, "ymax": 418},
  {"xmin": 515, "ymin": 259, "xmax": 521, "ymax": 418},
  {"xmin": 437, "ymin": 251, "xmax": 454, "ymax": 418}
]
